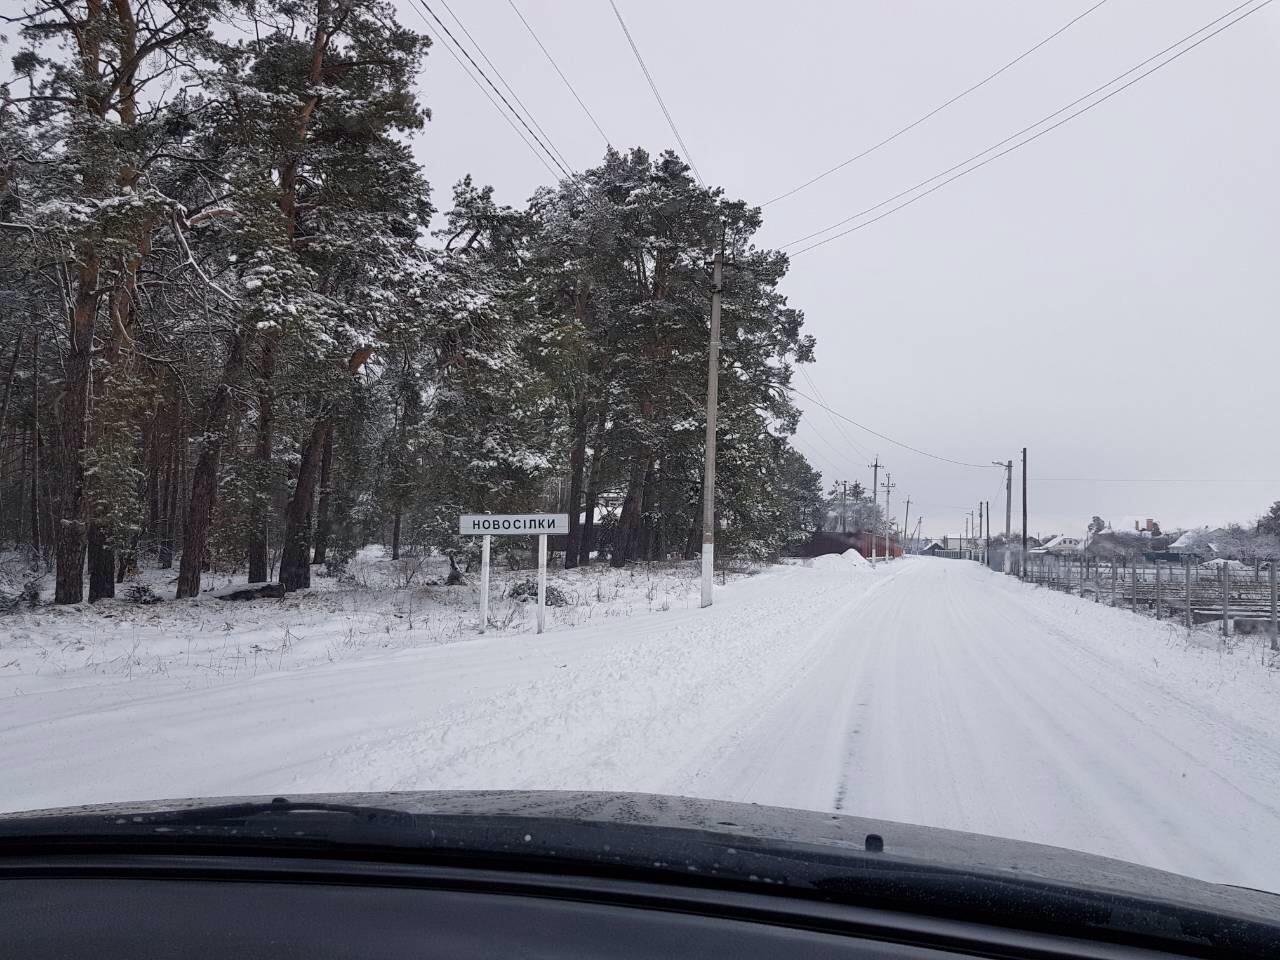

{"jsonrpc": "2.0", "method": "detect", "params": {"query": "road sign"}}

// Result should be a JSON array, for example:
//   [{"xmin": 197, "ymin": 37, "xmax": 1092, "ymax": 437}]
[
  {"xmin": 460, "ymin": 514, "xmax": 569, "ymax": 536},
  {"xmin": 461, "ymin": 514, "xmax": 568, "ymax": 635}
]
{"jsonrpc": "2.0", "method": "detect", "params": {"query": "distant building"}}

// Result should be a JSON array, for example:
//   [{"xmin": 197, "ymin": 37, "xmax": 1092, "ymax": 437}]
[
  {"xmin": 1169, "ymin": 527, "xmax": 1226, "ymax": 560},
  {"xmin": 1030, "ymin": 535, "xmax": 1082, "ymax": 555}
]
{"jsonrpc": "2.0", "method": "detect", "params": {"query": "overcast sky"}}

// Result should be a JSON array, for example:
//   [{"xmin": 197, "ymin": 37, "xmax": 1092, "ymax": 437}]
[{"xmin": 400, "ymin": 0, "xmax": 1277, "ymax": 539}]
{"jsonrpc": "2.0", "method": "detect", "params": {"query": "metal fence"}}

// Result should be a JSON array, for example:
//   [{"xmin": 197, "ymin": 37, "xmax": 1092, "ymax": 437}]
[{"xmin": 1019, "ymin": 553, "xmax": 1279, "ymax": 644}]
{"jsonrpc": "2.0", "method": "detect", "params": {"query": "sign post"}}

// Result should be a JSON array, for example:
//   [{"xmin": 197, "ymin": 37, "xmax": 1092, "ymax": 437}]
[
  {"xmin": 479, "ymin": 535, "xmax": 491, "ymax": 633},
  {"xmin": 537, "ymin": 534, "xmax": 548, "ymax": 634},
  {"xmin": 460, "ymin": 514, "xmax": 569, "ymax": 635}
]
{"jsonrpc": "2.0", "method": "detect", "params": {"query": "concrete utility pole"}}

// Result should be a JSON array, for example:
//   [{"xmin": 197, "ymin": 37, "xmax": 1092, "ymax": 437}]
[
  {"xmin": 993, "ymin": 460, "xmax": 1012, "ymax": 537},
  {"xmin": 700, "ymin": 237, "xmax": 723, "ymax": 609},
  {"xmin": 977, "ymin": 502, "xmax": 983, "ymax": 561},
  {"xmin": 868, "ymin": 456, "xmax": 881, "ymax": 563},
  {"xmin": 902, "ymin": 497, "xmax": 911, "ymax": 556},
  {"xmin": 985, "ymin": 500, "xmax": 991, "ymax": 564},
  {"xmin": 1021, "ymin": 447, "xmax": 1028, "ymax": 579},
  {"xmin": 881, "ymin": 474, "xmax": 895, "ymax": 559}
]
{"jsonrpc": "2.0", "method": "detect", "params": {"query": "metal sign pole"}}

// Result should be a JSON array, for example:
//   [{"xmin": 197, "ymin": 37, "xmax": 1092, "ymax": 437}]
[
  {"xmin": 537, "ymin": 533, "xmax": 548, "ymax": 634},
  {"xmin": 479, "ymin": 534, "xmax": 491, "ymax": 633},
  {"xmin": 459, "ymin": 514, "xmax": 567, "ymax": 636}
]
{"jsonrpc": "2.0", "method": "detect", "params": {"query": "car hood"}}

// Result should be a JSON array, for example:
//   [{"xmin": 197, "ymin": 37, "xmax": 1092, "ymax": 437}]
[{"xmin": 1, "ymin": 790, "xmax": 1276, "ymax": 946}]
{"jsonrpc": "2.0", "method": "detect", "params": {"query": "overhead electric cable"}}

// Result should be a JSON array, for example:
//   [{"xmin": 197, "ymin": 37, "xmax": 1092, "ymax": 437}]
[
  {"xmin": 764, "ymin": 0, "xmax": 1110, "ymax": 206},
  {"xmin": 789, "ymin": 386, "xmax": 1002, "ymax": 469},
  {"xmin": 505, "ymin": 0, "xmax": 612, "ymax": 146},
  {"xmin": 436, "ymin": 0, "xmax": 575, "ymax": 172},
  {"xmin": 786, "ymin": 0, "xmax": 1271, "ymax": 256},
  {"xmin": 412, "ymin": 0, "xmax": 574, "ymax": 180},
  {"xmin": 607, "ymin": 0, "xmax": 705, "ymax": 186}
]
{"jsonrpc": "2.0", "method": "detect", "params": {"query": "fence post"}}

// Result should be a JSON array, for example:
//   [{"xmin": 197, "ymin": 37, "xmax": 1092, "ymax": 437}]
[
  {"xmin": 1184, "ymin": 558, "xmax": 1192, "ymax": 630},
  {"xmin": 1221, "ymin": 564, "xmax": 1230, "ymax": 638},
  {"xmin": 1271, "ymin": 562, "xmax": 1278, "ymax": 652},
  {"xmin": 1155, "ymin": 562, "xmax": 1162, "ymax": 620}
]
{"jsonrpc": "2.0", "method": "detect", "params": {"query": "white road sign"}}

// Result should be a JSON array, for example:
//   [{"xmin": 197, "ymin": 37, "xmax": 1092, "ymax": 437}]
[{"xmin": 460, "ymin": 514, "xmax": 569, "ymax": 536}]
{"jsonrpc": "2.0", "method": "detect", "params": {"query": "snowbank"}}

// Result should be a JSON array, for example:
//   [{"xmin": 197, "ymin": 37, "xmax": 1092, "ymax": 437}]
[
  {"xmin": 809, "ymin": 553, "xmax": 848, "ymax": 571},
  {"xmin": 806, "ymin": 549, "xmax": 872, "ymax": 572}
]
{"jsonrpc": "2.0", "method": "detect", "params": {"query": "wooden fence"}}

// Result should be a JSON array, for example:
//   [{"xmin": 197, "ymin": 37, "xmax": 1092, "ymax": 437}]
[{"xmin": 1021, "ymin": 554, "xmax": 1278, "ymax": 646}]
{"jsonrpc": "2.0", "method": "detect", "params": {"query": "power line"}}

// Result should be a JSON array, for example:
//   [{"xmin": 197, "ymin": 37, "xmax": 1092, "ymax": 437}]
[
  {"xmin": 1031, "ymin": 477, "xmax": 1280, "ymax": 483},
  {"xmin": 789, "ymin": 385, "xmax": 1001, "ymax": 469},
  {"xmin": 790, "ymin": 427, "xmax": 850, "ymax": 478},
  {"xmin": 607, "ymin": 0, "xmax": 705, "ymax": 187},
  {"xmin": 786, "ymin": 0, "xmax": 1271, "ymax": 256},
  {"xmin": 763, "ymin": 0, "xmax": 1109, "ymax": 207},
  {"xmin": 410, "ymin": 0, "xmax": 560, "ymax": 180},
  {"xmin": 410, "ymin": 0, "xmax": 574, "ymax": 180},
  {"xmin": 506, "ymin": 0, "xmax": 611, "ymax": 146},
  {"xmin": 797, "ymin": 413, "xmax": 863, "ymax": 474},
  {"xmin": 799, "ymin": 366, "xmax": 871, "ymax": 460},
  {"xmin": 436, "ymin": 0, "xmax": 575, "ymax": 173}
]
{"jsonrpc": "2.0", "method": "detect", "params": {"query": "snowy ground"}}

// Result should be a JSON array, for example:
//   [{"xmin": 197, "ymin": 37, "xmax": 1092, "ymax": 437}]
[{"xmin": 3, "ymin": 552, "xmax": 1279, "ymax": 893}]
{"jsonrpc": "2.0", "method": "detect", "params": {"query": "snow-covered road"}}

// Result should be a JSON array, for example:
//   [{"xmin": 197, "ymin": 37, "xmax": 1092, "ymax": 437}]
[{"xmin": 4, "ymin": 556, "xmax": 1279, "ymax": 891}]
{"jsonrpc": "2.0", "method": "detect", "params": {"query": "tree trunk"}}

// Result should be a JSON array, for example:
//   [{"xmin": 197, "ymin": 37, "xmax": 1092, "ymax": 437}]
[
  {"xmin": 638, "ymin": 460, "xmax": 657, "ymax": 561},
  {"xmin": 563, "ymin": 395, "xmax": 588, "ymax": 569},
  {"xmin": 158, "ymin": 413, "xmax": 177, "ymax": 568},
  {"xmin": 177, "ymin": 332, "xmax": 248, "ymax": 598},
  {"xmin": 247, "ymin": 340, "xmax": 276, "ymax": 583},
  {"xmin": 391, "ymin": 511, "xmax": 401, "ymax": 561},
  {"xmin": 87, "ymin": 524, "xmax": 115, "ymax": 601},
  {"xmin": 54, "ymin": 257, "xmax": 100, "ymax": 604},
  {"xmin": 146, "ymin": 418, "xmax": 160, "ymax": 563},
  {"xmin": 0, "ymin": 333, "xmax": 19, "ymax": 451},
  {"xmin": 578, "ymin": 411, "xmax": 607, "ymax": 566},
  {"xmin": 611, "ymin": 454, "xmax": 650, "ymax": 567},
  {"xmin": 312, "ymin": 425, "xmax": 334, "ymax": 564},
  {"xmin": 279, "ymin": 419, "xmax": 330, "ymax": 592},
  {"xmin": 29, "ymin": 330, "xmax": 41, "ymax": 566}
]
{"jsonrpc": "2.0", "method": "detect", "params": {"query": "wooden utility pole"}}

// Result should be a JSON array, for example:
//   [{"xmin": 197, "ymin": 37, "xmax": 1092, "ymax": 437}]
[
  {"xmin": 700, "ymin": 237, "xmax": 723, "ymax": 608},
  {"xmin": 840, "ymin": 480, "xmax": 848, "ymax": 534},
  {"xmin": 977, "ymin": 502, "xmax": 983, "ymax": 562},
  {"xmin": 868, "ymin": 456, "xmax": 881, "ymax": 562},
  {"xmin": 902, "ymin": 497, "xmax": 910, "ymax": 557},
  {"xmin": 1020, "ymin": 447, "xmax": 1028, "ymax": 578}
]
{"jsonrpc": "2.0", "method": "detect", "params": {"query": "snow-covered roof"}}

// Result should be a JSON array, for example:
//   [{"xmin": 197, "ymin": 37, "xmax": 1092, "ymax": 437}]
[
  {"xmin": 1200, "ymin": 557, "xmax": 1247, "ymax": 570},
  {"xmin": 1035, "ymin": 535, "xmax": 1081, "ymax": 553}
]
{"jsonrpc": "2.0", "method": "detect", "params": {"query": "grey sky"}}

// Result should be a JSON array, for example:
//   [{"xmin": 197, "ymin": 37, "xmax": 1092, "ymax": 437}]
[{"xmin": 403, "ymin": 0, "xmax": 1278, "ymax": 539}]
